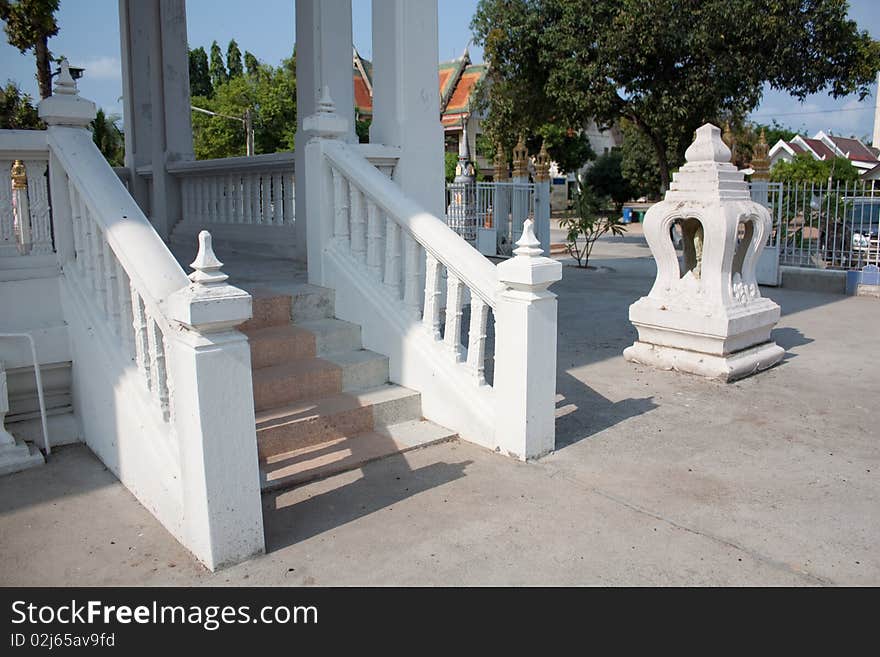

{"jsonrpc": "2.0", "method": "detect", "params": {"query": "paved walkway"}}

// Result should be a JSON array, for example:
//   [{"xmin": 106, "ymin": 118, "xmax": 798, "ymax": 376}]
[{"xmin": 2, "ymin": 232, "xmax": 878, "ymax": 585}]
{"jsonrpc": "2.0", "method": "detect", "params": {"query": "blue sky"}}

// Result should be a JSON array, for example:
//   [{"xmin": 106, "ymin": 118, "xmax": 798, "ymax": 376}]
[{"xmin": 1, "ymin": 0, "xmax": 877, "ymax": 140}]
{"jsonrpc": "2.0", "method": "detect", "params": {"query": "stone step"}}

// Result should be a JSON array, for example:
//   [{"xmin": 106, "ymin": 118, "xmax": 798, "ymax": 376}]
[
  {"xmin": 252, "ymin": 358, "xmax": 341, "ymax": 412},
  {"xmin": 259, "ymin": 419, "xmax": 457, "ymax": 491},
  {"xmin": 254, "ymin": 384, "xmax": 421, "ymax": 459},
  {"xmin": 297, "ymin": 318, "xmax": 362, "ymax": 356},
  {"xmin": 240, "ymin": 288, "xmax": 291, "ymax": 332},
  {"xmin": 244, "ymin": 324, "xmax": 316, "ymax": 369},
  {"xmin": 324, "ymin": 350, "xmax": 389, "ymax": 392}
]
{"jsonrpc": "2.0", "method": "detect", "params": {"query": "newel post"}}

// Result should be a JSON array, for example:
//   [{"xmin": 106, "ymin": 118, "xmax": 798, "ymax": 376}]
[
  {"xmin": 494, "ymin": 219, "xmax": 563, "ymax": 459},
  {"xmin": 38, "ymin": 59, "xmax": 97, "ymax": 265},
  {"xmin": 167, "ymin": 231, "xmax": 264, "ymax": 570},
  {"xmin": 302, "ymin": 87, "xmax": 348, "ymax": 287}
]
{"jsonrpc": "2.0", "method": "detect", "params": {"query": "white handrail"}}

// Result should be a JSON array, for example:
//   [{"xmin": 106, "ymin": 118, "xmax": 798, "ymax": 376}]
[
  {"xmin": 47, "ymin": 127, "xmax": 190, "ymax": 316},
  {"xmin": 323, "ymin": 139, "xmax": 500, "ymax": 307},
  {"xmin": 0, "ymin": 332, "xmax": 50, "ymax": 455}
]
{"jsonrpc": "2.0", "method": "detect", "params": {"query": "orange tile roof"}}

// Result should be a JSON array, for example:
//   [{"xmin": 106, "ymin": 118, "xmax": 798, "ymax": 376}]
[
  {"xmin": 354, "ymin": 77, "xmax": 372, "ymax": 113},
  {"xmin": 445, "ymin": 68, "xmax": 483, "ymax": 113}
]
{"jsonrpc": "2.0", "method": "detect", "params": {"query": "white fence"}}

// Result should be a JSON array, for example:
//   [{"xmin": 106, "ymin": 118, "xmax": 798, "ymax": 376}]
[{"xmin": 752, "ymin": 180, "xmax": 879, "ymax": 271}]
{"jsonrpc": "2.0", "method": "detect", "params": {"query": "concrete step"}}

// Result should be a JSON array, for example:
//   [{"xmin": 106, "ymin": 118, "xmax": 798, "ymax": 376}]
[
  {"xmin": 297, "ymin": 318, "xmax": 362, "ymax": 356},
  {"xmin": 259, "ymin": 419, "xmax": 457, "ymax": 491},
  {"xmin": 324, "ymin": 349, "xmax": 389, "ymax": 392},
  {"xmin": 244, "ymin": 324, "xmax": 316, "ymax": 369},
  {"xmin": 254, "ymin": 384, "xmax": 422, "ymax": 459},
  {"xmin": 240, "ymin": 288, "xmax": 291, "ymax": 331},
  {"xmin": 252, "ymin": 358, "xmax": 342, "ymax": 412}
]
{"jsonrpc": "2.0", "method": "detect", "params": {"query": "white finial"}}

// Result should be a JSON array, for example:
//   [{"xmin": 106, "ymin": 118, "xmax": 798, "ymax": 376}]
[
  {"xmin": 317, "ymin": 86, "xmax": 336, "ymax": 114},
  {"xmin": 513, "ymin": 219, "xmax": 543, "ymax": 257},
  {"xmin": 684, "ymin": 123, "xmax": 731, "ymax": 164},
  {"xmin": 54, "ymin": 59, "xmax": 78, "ymax": 96},
  {"xmin": 189, "ymin": 231, "xmax": 228, "ymax": 286}
]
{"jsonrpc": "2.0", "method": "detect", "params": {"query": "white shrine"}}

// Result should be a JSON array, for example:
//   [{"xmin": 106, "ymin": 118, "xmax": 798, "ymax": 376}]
[{"xmin": 624, "ymin": 123, "xmax": 785, "ymax": 382}]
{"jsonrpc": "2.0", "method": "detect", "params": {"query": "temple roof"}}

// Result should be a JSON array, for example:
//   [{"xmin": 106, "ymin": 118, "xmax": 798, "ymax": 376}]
[{"xmin": 353, "ymin": 49, "xmax": 486, "ymax": 127}]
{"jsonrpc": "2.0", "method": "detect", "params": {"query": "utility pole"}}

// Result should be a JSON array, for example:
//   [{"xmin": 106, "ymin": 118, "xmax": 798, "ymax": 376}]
[{"xmin": 191, "ymin": 105, "xmax": 255, "ymax": 156}]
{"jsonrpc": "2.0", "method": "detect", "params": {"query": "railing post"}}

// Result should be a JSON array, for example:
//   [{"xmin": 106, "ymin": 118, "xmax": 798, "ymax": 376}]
[
  {"xmin": 166, "ymin": 231, "xmax": 264, "ymax": 569},
  {"xmin": 494, "ymin": 219, "xmax": 562, "ymax": 460},
  {"xmin": 533, "ymin": 141, "xmax": 551, "ymax": 255},
  {"xmin": 303, "ymin": 88, "xmax": 348, "ymax": 286}
]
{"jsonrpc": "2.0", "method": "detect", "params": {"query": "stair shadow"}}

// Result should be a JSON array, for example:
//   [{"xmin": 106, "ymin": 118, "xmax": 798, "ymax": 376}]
[
  {"xmin": 554, "ymin": 370, "xmax": 656, "ymax": 449},
  {"xmin": 262, "ymin": 453, "xmax": 472, "ymax": 549}
]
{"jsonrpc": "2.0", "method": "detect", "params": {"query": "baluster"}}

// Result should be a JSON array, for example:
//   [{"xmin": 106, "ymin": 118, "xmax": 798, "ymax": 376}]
[
  {"xmin": 25, "ymin": 160, "xmax": 52, "ymax": 254},
  {"xmin": 260, "ymin": 174, "xmax": 271, "ymax": 224},
  {"xmin": 384, "ymin": 218, "xmax": 402, "ymax": 297},
  {"xmin": 403, "ymin": 234, "xmax": 421, "ymax": 318},
  {"xmin": 131, "ymin": 287, "xmax": 152, "ymax": 390},
  {"xmin": 366, "ymin": 201, "xmax": 383, "ymax": 280},
  {"xmin": 282, "ymin": 172, "xmax": 294, "ymax": 224},
  {"xmin": 271, "ymin": 173, "xmax": 282, "ymax": 225},
  {"xmin": 222, "ymin": 175, "xmax": 232, "ymax": 222},
  {"xmin": 0, "ymin": 160, "xmax": 13, "ymax": 247},
  {"xmin": 199, "ymin": 177, "xmax": 209, "ymax": 223},
  {"xmin": 79, "ymin": 196, "xmax": 94, "ymax": 284},
  {"xmin": 251, "ymin": 174, "xmax": 261, "ymax": 224},
  {"xmin": 466, "ymin": 296, "xmax": 489, "ymax": 385},
  {"xmin": 117, "ymin": 262, "xmax": 134, "ymax": 356},
  {"xmin": 242, "ymin": 174, "xmax": 253, "ymax": 224},
  {"xmin": 147, "ymin": 318, "xmax": 170, "ymax": 421},
  {"xmin": 423, "ymin": 253, "xmax": 442, "ymax": 340},
  {"xmin": 92, "ymin": 224, "xmax": 107, "ymax": 314},
  {"xmin": 181, "ymin": 179, "xmax": 191, "ymax": 223},
  {"xmin": 349, "ymin": 185, "xmax": 367, "ymax": 263},
  {"xmin": 102, "ymin": 238, "xmax": 120, "ymax": 333},
  {"xmin": 67, "ymin": 185, "xmax": 82, "ymax": 273},
  {"xmin": 332, "ymin": 168, "xmax": 350, "ymax": 240},
  {"xmin": 444, "ymin": 272, "xmax": 464, "ymax": 361}
]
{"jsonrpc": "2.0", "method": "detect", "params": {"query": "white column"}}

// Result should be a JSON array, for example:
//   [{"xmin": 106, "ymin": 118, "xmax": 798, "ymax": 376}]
[
  {"xmin": 494, "ymin": 220, "xmax": 562, "ymax": 460},
  {"xmin": 370, "ymin": 0, "xmax": 445, "ymax": 219},
  {"xmin": 119, "ymin": 0, "xmax": 193, "ymax": 239},
  {"xmin": 873, "ymin": 71, "xmax": 880, "ymax": 150}
]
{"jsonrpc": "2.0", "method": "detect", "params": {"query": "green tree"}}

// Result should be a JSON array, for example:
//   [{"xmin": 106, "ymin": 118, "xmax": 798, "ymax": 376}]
[
  {"xmin": 0, "ymin": 80, "xmax": 42, "ymax": 128},
  {"xmin": 226, "ymin": 39, "xmax": 243, "ymax": 79},
  {"xmin": 188, "ymin": 46, "xmax": 212, "ymax": 97},
  {"xmin": 770, "ymin": 153, "xmax": 860, "ymax": 184},
  {"xmin": 619, "ymin": 119, "xmax": 669, "ymax": 200},
  {"xmin": 472, "ymin": 0, "xmax": 880, "ymax": 195},
  {"xmin": 532, "ymin": 123, "xmax": 594, "ymax": 175},
  {"xmin": 583, "ymin": 149, "xmax": 633, "ymax": 211},
  {"xmin": 244, "ymin": 50, "xmax": 259, "ymax": 77},
  {"xmin": 0, "ymin": 0, "xmax": 59, "ymax": 99},
  {"xmin": 209, "ymin": 40, "xmax": 227, "ymax": 89},
  {"xmin": 560, "ymin": 177, "xmax": 626, "ymax": 268},
  {"xmin": 90, "ymin": 108, "xmax": 124, "ymax": 167},
  {"xmin": 444, "ymin": 151, "xmax": 459, "ymax": 183}
]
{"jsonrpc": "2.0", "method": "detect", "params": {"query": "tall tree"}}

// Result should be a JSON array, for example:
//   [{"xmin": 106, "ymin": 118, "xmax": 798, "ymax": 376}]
[
  {"xmin": 188, "ymin": 46, "xmax": 212, "ymax": 97},
  {"xmin": 0, "ymin": 80, "xmax": 42, "ymax": 128},
  {"xmin": 209, "ymin": 40, "xmax": 227, "ymax": 89},
  {"xmin": 226, "ymin": 39, "xmax": 243, "ymax": 79},
  {"xmin": 472, "ymin": 0, "xmax": 880, "ymax": 194},
  {"xmin": 244, "ymin": 50, "xmax": 259, "ymax": 77},
  {"xmin": 0, "ymin": 0, "xmax": 60, "ymax": 99},
  {"xmin": 90, "ymin": 108, "xmax": 124, "ymax": 167}
]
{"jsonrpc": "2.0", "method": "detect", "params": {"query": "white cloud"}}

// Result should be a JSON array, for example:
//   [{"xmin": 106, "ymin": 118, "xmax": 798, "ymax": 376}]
[{"xmin": 78, "ymin": 56, "xmax": 122, "ymax": 82}]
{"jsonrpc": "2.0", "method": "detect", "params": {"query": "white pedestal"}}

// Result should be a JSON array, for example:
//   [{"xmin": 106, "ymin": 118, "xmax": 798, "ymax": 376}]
[{"xmin": 0, "ymin": 437, "xmax": 44, "ymax": 477}]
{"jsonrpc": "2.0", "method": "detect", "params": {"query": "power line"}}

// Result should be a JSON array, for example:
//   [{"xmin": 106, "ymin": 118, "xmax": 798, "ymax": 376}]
[{"xmin": 750, "ymin": 106, "xmax": 874, "ymax": 118}]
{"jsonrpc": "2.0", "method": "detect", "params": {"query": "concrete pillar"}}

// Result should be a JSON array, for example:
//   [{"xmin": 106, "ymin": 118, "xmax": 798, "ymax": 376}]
[
  {"xmin": 167, "ymin": 231, "xmax": 264, "ymax": 570},
  {"xmin": 494, "ymin": 220, "xmax": 562, "ymax": 459},
  {"xmin": 533, "ymin": 141, "xmax": 551, "ymax": 255},
  {"xmin": 370, "ymin": 0, "xmax": 445, "ymax": 219},
  {"xmin": 119, "ymin": 0, "xmax": 193, "ymax": 239},
  {"xmin": 294, "ymin": 0, "xmax": 356, "ymax": 260},
  {"xmin": 872, "ymin": 71, "xmax": 879, "ymax": 150}
]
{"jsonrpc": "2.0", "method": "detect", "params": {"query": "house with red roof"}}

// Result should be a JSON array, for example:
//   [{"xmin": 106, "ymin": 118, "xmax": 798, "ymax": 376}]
[{"xmin": 768, "ymin": 130, "xmax": 879, "ymax": 177}]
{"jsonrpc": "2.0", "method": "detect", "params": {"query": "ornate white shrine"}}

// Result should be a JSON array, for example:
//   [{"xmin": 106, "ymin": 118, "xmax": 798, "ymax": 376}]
[{"xmin": 624, "ymin": 123, "xmax": 784, "ymax": 382}]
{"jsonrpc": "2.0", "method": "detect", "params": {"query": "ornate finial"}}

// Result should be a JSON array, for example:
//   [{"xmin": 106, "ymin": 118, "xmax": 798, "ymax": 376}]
[
  {"xmin": 750, "ymin": 128, "xmax": 771, "ymax": 180},
  {"xmin": 534, "ymin": 141, "xmax": 551, "ymax": 182},
  {"xmin": 493, "ymin": 143, "xmax": 508, "ymax": 181},
  {"xmin": 316, "ymin": 86, "xmax": 336, "ymax": 114},
  {"xmin": 54, "ymin": 59, "xmax": 78, "ymax": 96},
  {"xmin": 513, "ymin": 219, "xmax": 543, "ymax": 258},
  {"xmin": 684, "ymin": 123, "xmax": 732, "ymax": 165},
  {"xmin": 11, "ymin": 160, "xmax": 27, "ymax": 190},
  {"xmin": 189, "ymin": 231, "xmax": 229, "ymax": 286},
  {"xmin": 512, "ymin": 134, "xmax": 529, "ymax": 178}
]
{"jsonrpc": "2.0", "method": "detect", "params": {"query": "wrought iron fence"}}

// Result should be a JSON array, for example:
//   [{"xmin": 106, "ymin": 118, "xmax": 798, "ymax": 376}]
[
  {"xmin": 757, "ymin": 180, "xmax": 879, "ymax": 270},
  {"xmin": 445, "ymin": 181, "xmax": 535, "ymax": 254}
]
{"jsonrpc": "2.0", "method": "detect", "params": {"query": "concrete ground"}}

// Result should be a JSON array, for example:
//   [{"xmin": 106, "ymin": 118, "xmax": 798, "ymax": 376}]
[{"xmin": 2, "ymin": 229, "xmax": 878, "ymax": 586}]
